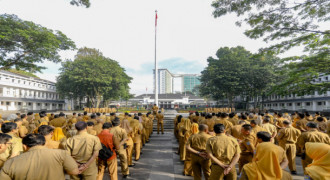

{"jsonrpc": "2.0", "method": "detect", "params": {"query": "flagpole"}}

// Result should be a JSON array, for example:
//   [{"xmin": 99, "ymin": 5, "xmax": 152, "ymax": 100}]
[{"xmin": 154, "ymin": 10, "xmax": 158, "ymax": 106}]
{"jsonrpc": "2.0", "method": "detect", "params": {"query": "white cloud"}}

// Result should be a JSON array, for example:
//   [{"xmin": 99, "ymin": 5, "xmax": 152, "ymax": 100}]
[{"xmin": 0, "ymin": 0, "xmax": 301, "ymax": 96}]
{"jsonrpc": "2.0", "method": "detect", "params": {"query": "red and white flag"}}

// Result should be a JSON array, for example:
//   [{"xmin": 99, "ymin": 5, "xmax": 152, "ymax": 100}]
[{"xmin": 155, "ymin": 11, "xmax": 158, "ymax": 26}]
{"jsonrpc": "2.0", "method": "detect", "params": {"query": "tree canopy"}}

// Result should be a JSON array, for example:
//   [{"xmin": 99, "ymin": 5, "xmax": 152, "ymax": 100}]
[
  {"xmin": 0, "ymin": 14, "xmax": 76, "ymax": 72},
  {"xmin": 200, "ymin": 46, "xmax": 279, "ymax": 108},
  {"xmin": 56, "ymin": 47, "xmax": 132, "ymax": 108},
  {"xmin": 211, "ymin": 0, "xmax": 330, "ymax": 94},
  {"xmin": 70, "ymin": 0, "xmax": 91, "ymax": 8}
]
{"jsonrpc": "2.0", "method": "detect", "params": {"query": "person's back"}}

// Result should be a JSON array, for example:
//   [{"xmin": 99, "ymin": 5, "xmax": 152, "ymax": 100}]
[{"xmin": 0, "ymin": 134, "xmax": 78, "ymax": 180}]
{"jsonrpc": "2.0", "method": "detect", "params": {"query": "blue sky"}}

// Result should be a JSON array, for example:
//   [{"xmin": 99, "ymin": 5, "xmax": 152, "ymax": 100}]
[{"xmin": 1, "ymin": 0, "xmax": 298, "ymax": 95}]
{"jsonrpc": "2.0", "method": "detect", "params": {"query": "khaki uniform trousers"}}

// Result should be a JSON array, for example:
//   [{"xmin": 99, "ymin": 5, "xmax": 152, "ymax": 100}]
[
  {"xmin": 191, "ymin": 153, "xmax": 211, "ymax": 180},
  {"xmin": 70, "ymin": 162, "xmax": 97, "ymax": 180},
  {"xmin": 157, "ymin": 122, "xmax": 164, "ymax": 134},
  {"xmin": 126, "ymin": 144, "xmax": 134, "ymax": 166},
  {"xmin": 134, "ymin": 142, "xmax": 141, "ymax": 160},
  {"xmin": 118, "ymin": 148, "xmax": 129, "ymax": 175},
  {"xmin": 240, "ymin": 168, "xmax": 292, "ymax": 180},
  {"xmin": 209, "ymin": 164, "xmax": 236, "ymax": 180},
  {"xmin": 285, "ymin": 143, "xmax": 297, "ymax": 171},
  {"xmin": 97, "ymin": 158, "xmax": 118, "ymax": 180},
  {"xmin": 239, "ymin": 154, "xmax": 253, "ymax": 173}
]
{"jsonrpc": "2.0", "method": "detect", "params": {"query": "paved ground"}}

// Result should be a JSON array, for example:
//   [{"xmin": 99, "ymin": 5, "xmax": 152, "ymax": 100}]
[{"xmin": 101, "ymin": 131, "xmax": 304, "ymax": 180}]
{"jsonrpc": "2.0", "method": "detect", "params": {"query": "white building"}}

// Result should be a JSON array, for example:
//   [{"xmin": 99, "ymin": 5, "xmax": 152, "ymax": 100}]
[
  {"xmin": 251, "ymin": 74, "xmax": 330, "ymax": 112},
  {"xmin": 0, "ymin": 70, "xmax": 65, "ymax": 112},
  {"xmin": 153, "ymin": 69, "xmax": 174, "ymax": 94},
  {"xmin": 130, "ymin": 93, "xmax": 205, "ymax": 109}
]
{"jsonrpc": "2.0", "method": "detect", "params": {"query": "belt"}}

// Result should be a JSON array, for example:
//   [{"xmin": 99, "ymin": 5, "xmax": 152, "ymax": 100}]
[{"xmin": 286, "ymin": 142, "xmax": 295, "ymax": 144}]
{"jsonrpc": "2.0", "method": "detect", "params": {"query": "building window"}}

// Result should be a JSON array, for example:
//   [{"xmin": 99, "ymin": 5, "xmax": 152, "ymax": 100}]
[
  {"xmin": 18, "ymin": 102, "xmax": 21, "ymax": 105},
  {"xmin": 6, "ymin": 102, "xmax": 10, "ymax": 105},
  {"xmin": 306, "ymin": 102, "xmax": 311, "ymax": 106},
  {"xmin": 28, "ymin": 103, "xmax": 32, "ymax": 106},
  {"xmin": 18, "ymin": 80, "xmax": 20, "ymax": 83},
  {"xmin": 297, "ymin": 103, "xmax": 301, "ymax": 106},
  {"xmin": 288, "ymin": 103, "xmax": 292, "ymax": 106},
  {"xmin": 12, "ymin": 79, "xmax": 14, "ymax": 83},
  {"xmin": 37, "ymin": 103, "xmax": 40, "ymax": 106},
  {"xmin": 45, "ymin": 103, "xmax": 48, "ymax": 106},
  {"xmin": 317, "ymin": 102, "xmax": 323, "ymax": 106}
]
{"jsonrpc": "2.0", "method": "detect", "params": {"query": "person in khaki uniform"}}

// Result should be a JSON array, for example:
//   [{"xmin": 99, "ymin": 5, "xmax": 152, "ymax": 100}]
[
  {"xmin": 228, "ymin": 120, "xmax": 245, "ymax": 140},
  {"xmin": 65, "ymin": 121, "xmax": 102, "ymax": 180},
  {"xmin": 186, "ymin": 124, "xmax": 212, "ymax": 180},
  {"xmin": 215, "ymin": 113, "xmax": 233, "ymax": 131},
  {"xmin": 206, "ymin": 124, "xmax": 241, "ymax": 180},
  {"xmin": 0, "ymin": 122, "xmax": 23, "ymax": 169},
  {"xmin": 295, "ymin": 113, "xmax": 308, "ymax": 132},
  {"xmin": 87, "ymin": 122, "xmax": 97, "ymax": 136},
  {"xmin": 15, "ymin": 118, "xmax": 28, "ymax": 138},
  {"xmin": 49, "ymin": 113, "xmax": 67, "ymax": 133},
  {"xmin": 297, "ymin": 122, "xmax": 330, "ymax": 174},
  {"xmin": 260, "ymin": 116, "xmax": 277, "ymax": 142},
  {"xmin": 276, "ymin": 120, "xmax": 301, "ymax": 175},
  {"xmin": 0, "ymin": 134, "xmax": 79, "ymax": 180},
  {"xmin": 0, "ymin": 134, "xmax": 12, "ymax": 155},
  {"xmin": 20, "ymin": 114, "xmax": 29, "ymax": 133},
  {"xmin": 239, "ymin": 124, "xmax": 257, "ymax": 173},
  {"xmin": 250, "ymin": 120, "xmax": 265, "ymax": 135},
  {"xmin": 131, "ymin": 116, "xmax": 143, "ymax": 161},
  {"xmin": 38, "ymin": 125, "xmax": 61, "ymax": 149},
  {"xmin": 156, "ymin": 111, "xmax": 164, "ymax": 134},
  {"xmin": 315, "ymin": 116, "xmax": 327, "ymax": 133},
  {"xmin": 67, "ymin": 112, "xmax": 78, "ymax": 129},
  {"xmin": 152, "ymin": 104, "xmax": 159, "ymax": 115},
  {"xmin": 93, "ymin": 119, "xmax": 104, "ymax": 135},
  {"xmin": 110, "ymin": 117, "xmax": 130, "ymax": 178}
]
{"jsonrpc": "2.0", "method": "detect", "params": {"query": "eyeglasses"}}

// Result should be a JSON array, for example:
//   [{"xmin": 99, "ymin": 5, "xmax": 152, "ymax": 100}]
[{"xmin": 5, "ymin": 142, "xmax": 13, "ymax": 145}]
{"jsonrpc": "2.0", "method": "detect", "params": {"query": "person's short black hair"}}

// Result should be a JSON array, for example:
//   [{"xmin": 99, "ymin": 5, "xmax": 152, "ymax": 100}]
[
  {"xmin": 78, "ymin": 113, "xmax": 81, "ymax": 116},
  {"xmin": 177, "ymin": 115, "xmax": 183, "ymax": 123},
  {"xmin": 316, "ymin": 117, "xmax": 324, "ymax": 122},
  {"xmin": 91, "ymin": 114, "xmax": 96, "ymax": 119},
  {"xmin": 110, "ymin": 113, "xmax": 115, "ymax": 116},
  {"xmin": 242, "ymin": 124, "xmax": 252, "ymax": 131},
  {"xmin": 112, "ymin": 117, "xmax": 120, "ymax": 126},
  {"xmin": 250, "ymin": 120, "xmax": 257, "ymax": 125},
  {"xmin": 125, "ymin": 112, "xmax": 129, "ymax": 116},
  {"xmin": 264, "ymin": 116, "xmax": 270, "ymax": 122},
  {"xmin": 1, "ymin": 122, "xmax": 17, "ymax": 133},
  {"xmin": 87, "ymin": 121, "xmax": 94, "ymax": 126},
  {"xmin": 212, "ymin": 113, "xmax": 215, "ymax": 116},
  {"xmin": 96, "ymin": 113, "xmax": 101, "ymax": 116},
  {"xmin": 198, "ymin": 124, "xmax": 208, "ymax": 131},
  {"xmin": 298, "ymin": 113, "xmax": 305, "ymax": 119},
  {"xmin": 20, "ymin": 114, "xmax": 27, "ymax": 119},
  {"xmin": 23, "ymin": 134, "xmax": 46, "ymax": 148},
  {"xmin": 307, "ymin": 122, "xmax": 318, "ymax": 128},
  {"xmin": 27, "ymin": 112, "xmax": 33, "ymax": 115},
  {"xmin": 195, "ymin": 112, "xmax": 199, "ymax": 116},
  {"xmin": 277, "ymin": 113, "xmax": 282, "ymax": 117},
  {"xmin": 257, "ymin": 131, "xmax": 271, "ymax": 142},
  {"xmin": 214, "ymin": 124, "xmax": 225, "ymax": 134},
  {"xmin": 84, "ymin": 111, "xmax": 87, "ymax": 115},
  {"xmin": 283, "ymin": 120, "xmax": 291, "ymax": 125},
  {"xmin": 206, "ymin": 114, "xmax": 212, "ymax": 119},
  {"xmin": 315, "ymin": 112, "xmax": 320, "ymax": 115},
  {"xmin": 102, "ymin": 122, "xmax": 112, "ymax": 129},
  {"xmin": 75, "ymin": 121, "xmax": 87, "ymax": 131},
  {"xmin": 138, "ymin": 113, "xmax": 142, "ymax": 116},
  {"xmin": 39, "ymin": 113, "xmax": 45, "ymax": 118},
  {"xmin": 241, "ymin": 115, "xmax": 247, "ymax": 120},
  {"xmin": 229, "ymin": 113, "xmax": 235, "ymax": 118},
  {"xmin": 220, "ymin": 113, "xmax": 228, "ymax": 118},
  {"xmin": 134, "ymin": 116, "xmax": 139, "ymax": 120},
  {"xmin": 73, "ymin": 112, "xmax": 76, "ymax": 115},
  {"xmin": 0, "ymin": 133, "xmax": 12, "ymax": 144},
  {"xmin": 37, "ymin": 125, "xmax": 54, "ymax": 136},
  {"xmin": 14, "ymin": 118, "xmax": 22, "ymax": 123}
]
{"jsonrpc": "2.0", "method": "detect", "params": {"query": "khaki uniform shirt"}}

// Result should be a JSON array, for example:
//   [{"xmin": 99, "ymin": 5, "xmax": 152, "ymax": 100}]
[
  {"xmin": 251, "ymin": 125, "xmax": 266, "ymax": 135},
  {"xmin": 229, "ymin": 125, "xmax": 243, "ymax": 140},
  {"xmin": 45, "ymin": 137, "xmax": 61, "ymax": 149},
  {"xmin": 206, "ymin": 134, "xmax": 241, "ymax": 165},
  {"xmin": 187, "ymin": 132, "xmax": 212, "ymax": 152},
  {"xmin": 316, "ymin": 121, "xmax": 327, "ymax": 132},
  {"xmin": 296, "ymin": 119, "xmax": 308, "ymax": 131},
  {"xmin": 0, "ymin": 146, "xmax": 77, "ymax": 180},
  {"xmin": 110, "ymin": 126, "xmax": 128, "ymax": 150},
  {"xmin": 65, "ymin": 131, "xmax": 102, "ymax": 163},
  {"xmin": 93, "ymin": 123, "xmax": 103, "ymax": 135},
  {"xmin": 87, "ymin": 127, "xmax": 97, "ymax": 136},
  {"xmin": 156, "ymin": 114, "xmax": 164, "ymax": 123},
  {"xmin": 215, "ymin": 118, "xmax": 233, "ymax": 131},
  {"xmin": 240, "ymin": 133, "xmax": 257, "ymax": 156},
  {"xmin": 297, "ymin": 129, "xmax": 330, "ymax": 149},
  {"xmin": 0, "ymin": 133, "xmax": 23, "ymax": 168},
  {"xmin": 277, "ymin": 126, "xmax": 301, "ymax": 149},
  {"xmin": 261, "ymin": 123, "xmax": 277, "ymax": 136},
  {"xmin": 228, "ymin": 117, "xmax": 238, "ymax": 125}
]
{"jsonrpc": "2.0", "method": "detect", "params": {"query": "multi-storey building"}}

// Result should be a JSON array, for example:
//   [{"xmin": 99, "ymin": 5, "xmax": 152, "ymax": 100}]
[
  {"xmin": 181, "ymin": 74, "xmax": 201, "ymax": 93},
  {"xmin": 153, "ymin": 69, "xmax": 174, "ymax": 94},
  {"xmin": 252, "ymin": 74, "xmax": 330, "ymax": 112},
  {"xmin": 0, "ymin": 70, "xmax": 65, "ymax": 111}
]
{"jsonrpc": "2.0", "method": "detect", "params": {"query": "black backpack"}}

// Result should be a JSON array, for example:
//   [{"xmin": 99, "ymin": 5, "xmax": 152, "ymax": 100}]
[{"xmin": 98, "ymin": 143, "xmax": 114, "ymax": 160}]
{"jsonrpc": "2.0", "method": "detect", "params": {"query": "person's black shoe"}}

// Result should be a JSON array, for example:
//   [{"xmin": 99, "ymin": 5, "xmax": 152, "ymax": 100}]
[
  {"xmin": 134, "ymin": 159, "xmax": 139, "ymax": 161},
  {"xmin": 123, "ymin": 175, "xmax": 128, "ymax": 178},
  {"xmin": 128, "ymin": 164, "xmax": 136, "ymax": 167},
  {"xmin": 291, "ymin": 171, "xmax": 297, "ymax": 175}
]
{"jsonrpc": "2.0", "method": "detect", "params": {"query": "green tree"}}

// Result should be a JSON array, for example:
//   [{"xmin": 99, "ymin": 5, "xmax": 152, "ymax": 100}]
[
  {"xmin": 56, "ymin": 47, "xmax": 132, "ymax": 108},
  {"xmin": 211, "ymin": 0, "xmax": 330, "ymax": 94},
  {"xmin": 70, "ymin": 0, "xmax": 91, "ymax": 7},
  {"xmin": 0, "ymin": 14, "xmax": 76, "ymax": 72},
  {"xmin": 200, "ymin": 46, "xmax": 279, "ymax": 109}
]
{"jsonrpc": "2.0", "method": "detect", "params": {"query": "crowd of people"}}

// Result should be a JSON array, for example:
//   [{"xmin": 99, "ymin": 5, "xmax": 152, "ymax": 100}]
[
  {"xmin": 0, "ymin": 104, "xmax": 165, "ymax": 180},
  {"xmin": 174, "ymin": 111, "xmax": 330, "ymax": 180}
]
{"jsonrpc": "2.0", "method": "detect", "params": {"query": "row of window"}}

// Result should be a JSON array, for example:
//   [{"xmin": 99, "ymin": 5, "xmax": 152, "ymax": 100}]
[
  {"xmin": 0, "ymin": 101, "xmax": 63, "ymax": 107},
  {"xmin": 0, "ymin": 75, "xmax": 56, "ymax": 90},
  {"xmin": 266, "ymin": 101, "xmax": 326, "ymax": 107},
  {"xmin": 0, "ymin": 88, "xmax": 60, "ymax": 99}
]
